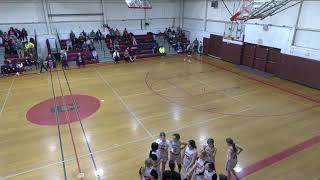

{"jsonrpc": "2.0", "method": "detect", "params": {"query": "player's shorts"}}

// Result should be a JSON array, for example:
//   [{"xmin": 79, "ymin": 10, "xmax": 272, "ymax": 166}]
[
  {"xmin": 169, "ymin": 153, "xmax": 181, "ymax": 164},
  {"xmin": 226, "ymin": 159, "xmax": 237, "ymax": 171},
  {"xmin": 159, "ymin": 153, "xmax": 168, "ymax": 162}
]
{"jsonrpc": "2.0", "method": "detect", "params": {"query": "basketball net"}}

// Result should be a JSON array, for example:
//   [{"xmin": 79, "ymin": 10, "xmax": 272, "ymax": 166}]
[{"xmin": 230, "ymin": 0, "xmax": 254, "ymax": 21}]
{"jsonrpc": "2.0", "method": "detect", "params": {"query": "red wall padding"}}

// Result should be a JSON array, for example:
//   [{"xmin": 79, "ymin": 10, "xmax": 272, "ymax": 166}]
[{"xmin": 221, "ymin": 42, "xmax": 242, "ymax": 65}]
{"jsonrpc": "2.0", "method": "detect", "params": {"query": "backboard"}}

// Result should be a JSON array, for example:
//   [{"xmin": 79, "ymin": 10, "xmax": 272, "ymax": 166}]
[
  {"xmin": 125, "ymin": 0, "xmax": 152, "ymax": 9},
  {"xmin": 223, "ymin": 21, "xmax": 245, "ymax": 44}
]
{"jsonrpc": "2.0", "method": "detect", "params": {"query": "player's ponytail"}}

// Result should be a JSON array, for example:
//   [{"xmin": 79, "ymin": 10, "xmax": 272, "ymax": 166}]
[{"xmin": 226, "ymin": 138, "xmax": 237, "ymax": 155}]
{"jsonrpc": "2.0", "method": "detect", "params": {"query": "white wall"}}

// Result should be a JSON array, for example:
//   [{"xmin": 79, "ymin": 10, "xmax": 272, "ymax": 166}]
[
  {"xmin": 0, "ymin": 0, "xmax": 180, "ymax": 38},
  {"xmin": 182, "ymin": 0, "xmax": 320, "ymax": 60}
]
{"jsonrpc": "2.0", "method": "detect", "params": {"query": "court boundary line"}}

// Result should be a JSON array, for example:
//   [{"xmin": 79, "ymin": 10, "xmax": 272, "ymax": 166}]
[
  {"xmin": 61, "ymin": 69, "xmax": 101, "ymax": 180},
  {"xmin": 0, "ymin": 78, "xmax": 15, "ymax": 118},
  {"xmin": 96, "ymin": 69, "xmax": 155, "ymax": 140}
]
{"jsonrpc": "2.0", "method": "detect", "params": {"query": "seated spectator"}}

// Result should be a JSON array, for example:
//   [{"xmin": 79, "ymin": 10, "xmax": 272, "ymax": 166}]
[
  {"xmin": 162, "ymin": 160, "xmax": 181, "ymax": 180},
  {"xmin": 1, "ymin": 62, "xmax": 10, "ymax": 75},
  {"xmin": 124, "ymin": 48, "xmax": 130, "ymax": 62},
  {"xmin": 79, "ymin": 33, "xmax": 85, "ymax": 44},
  {"xmin": 8, "ymin": 27, "xmax": 17, "ymax": 37},
  {"xmin": 132, "ymin": 36, "xmax": 137, "ymax": 46},
  {"xmin": 159, "ymin": 46, "xmax": 166, "ymax": 58},
  {"xmin": 129, "ymin": 48, "xmax": 136, "ymax": 62},
  {"xmin": 89, "ymin": 30, "xmax": 96, "ymax": 40},
  {"xmin": 81, "ymin": 30, "xmax": 87, "ymax": 37},
  {"xmin": 66, "ymin": 39, "xmax": 73, "ymax": 51},
  {"xmin": 16, "ymin": 61, "xmax": 24, "ymax": 76},
  {"xmin": 96, "ymin": 30, "xmax": 102, "ymax": 41},
  {"xmin": 76, "ymin": 52, "xmax": 85, "ymax": 68},
  {"xmin": 123, "ymin": 28, "xmax": 129, "ymax": 38},
  {"xmin": 109, "ymin": 28, "xmax": 115, "ymax": 37},
  {"xmin": 113, "ymin": 39, "xmax": 120, "ymax": 49},
  {"xmin": 113, "ymin": 49, "xmax": 120, "ymax": 63},
  {"xmin": 82, "ymin": 42, "xmax": 89, "ymax": 50},
  {"xmin": 115, "ymin": 29, "xmax": 121, "ymax": 37},
  {"xmin": 92, "ymin": 48, "xmax": 98, "ymax": 60}
]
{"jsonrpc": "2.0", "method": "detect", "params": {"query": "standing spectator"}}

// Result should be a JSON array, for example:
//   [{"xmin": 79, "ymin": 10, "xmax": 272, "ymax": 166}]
[
  {"xmin": 96, "ymin": 29, "xmax": 102, "ymax": 42},
  {"xmin": 81, "ymin": 30, "xmax": 87, "ymax": 37},
  {"xmin": 16, "ymin": 39, "xmax": 24, "ymax": 59},
  {"xmin": 152, "ymin": 41, "xmax": 158, "ymax": 54},
  {"xmin": 70, "ymin": 31, "xmax": 76, "ymax": 45},
  {"xmin": 193, "ymin": 38, "xmax": 199, "ymax": 52},
  {"xmin": 123, "ymin": 28, "xmax": 129, "ymax": 38},
  {"xmin": 76, "ymin": 52, "xmax": 85, "ymax": 68},
  {"xmin": 21, "ymin": 28, "xmax": 28, "ymax": 41},
  {"xmin": 47, "ymin": 54, "xmax": 54, "ymax": 71},
  {"xmin": 159, "ymin": 46, "xmax": 166, "ymax": 58},
  {"xmin": 25, "ymin": 41, "xmax": 35, "ymax": 54},
  {"xmin": 112, "ymin": 49, "xmax": 120, "ymax": 63},
  {"xmin": 61, "ymin": 50, "xmax": 69, "ymax": 69},
  {"xmin": 66, "ymin": 39, "xmax": 73, "ymax": 51},
  {"xmin": 198, "ymin": 41, "xmax": 203, "ymax": 56},
  {"xmin": 115, "ymin": 29, "xmax": 121, "ymax": 37},
  {"xmin": 226, "ymin": 138, "xmax": 243, "ymax": 180},
  {"xmin": 162, "ymin": 160, "xmax": 181, "ymax": 180},
  {"xmin": 38, "ymin": 57, "xmax": 48, "ymax": 74},
  {"xmin": 89, "ymin": 30, "xmax": 96, "ymax": 41}
]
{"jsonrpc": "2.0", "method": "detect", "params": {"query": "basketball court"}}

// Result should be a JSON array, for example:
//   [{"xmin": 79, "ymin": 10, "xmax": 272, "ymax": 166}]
[
  {"xmin": 0, "ymin": 55, "xmax": 319, "ymax": 180},
  {"xmin": 0, "ymin": 0, "xmax": 320, "ymax": 179}
]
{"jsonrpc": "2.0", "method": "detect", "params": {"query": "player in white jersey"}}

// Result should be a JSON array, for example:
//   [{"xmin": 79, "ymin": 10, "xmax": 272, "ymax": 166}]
[
  {"xmin": 189, "ymin": 151, "xmax": 207, "ymax": 180},
  {"xmin": 204, "ymin": 162, "xmax": 218, "ymax": 180},
  {"xmin": 149, "ymin": 142, "xmax": 161, "ymax": 177},
  {"xmin": 169, "ymin": 133, "xmax": 187, "ymax": 173},
  {"xmin": 203, "ymin": 138, "xmax": 217, "ymax": 163},
  {"xmin": 156, "ymin": 132, "xmax": 171, "ymax": 172},
  {"xmin": 225, "ymin": 138, "xmax": 243, "ymax": 180},
  {"xmin": 182, "ymin": 140, "xmax": 198, "ymax": 179},
  {"xmin": 139, "ymin": 158, "xmax": 159, "ymax": 180}
]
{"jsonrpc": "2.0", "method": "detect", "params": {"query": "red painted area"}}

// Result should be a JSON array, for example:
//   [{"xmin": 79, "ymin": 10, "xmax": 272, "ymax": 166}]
[
  {"xmin": 239, "ymin": 135, "xmax": 320, "ymax": 179},
  {"xmin": 26, "ymin": 95, "xmax": 100, "ymax": 126}
]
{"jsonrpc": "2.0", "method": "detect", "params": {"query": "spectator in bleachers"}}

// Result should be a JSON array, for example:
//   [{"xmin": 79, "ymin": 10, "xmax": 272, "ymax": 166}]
[
  {"xmin": 8, "ymin": 27, "xmax": 17, "ymax": 37},
  {"xmin": 79, "ymin": 33, "xmax": 86, "ymax": 45},
  {"xmin": 113, "ymin": 49, "xmax": 120, "ymax": 63},
  {"xmin": 176, "ymin": 42, "xmax": 183, "ymax": 53},
  {"xmin": 92, "ymin": 48, "xmax": 98, "ymax": 60},
  {"xmin": 21, "ymin": 28, "xmax": 28, "ymax": 41},
  {"xmin": 25, "ymin": 41, "xmax": 35, "ymax": 54},
  {"xmin": 70, "ymin": 31, "xmax": 76, "ymax": 45},
  {"xmin": 95, "ymin": 30, "xmax": 102, "ymax": 41},
  {"xmin": 89, "ymin": 30, "xmax": 96, "ymax": 41},
  {"xmin": 167, "ymin": 27, "xmax": 172, "ymax": 33},
  {"xmin": 193, "ymin": 38, "xmax": 199, "ymax": 52},
  {"xmin": 129, "ymin": 48, "xmax": 136, "ymax": 62},
  {"xmin": 159, "ymin": 46, "xmax": 166, "ymax": 58},
  {"xmin": 115, "ymin": 29, "xmax": 121, "ymax": 37},
  {"xmin": 81, "ymin": 30, "xmax": 87, "ymax": 37},
  {"xmin": 123, "ymin": 28, "xmax": 129, "ymax": 38},
  {"xmin": 124, "ymin": 47, "xmax": 130, "ymax": 62},
  {"xmin": 109, "ymin": 28, "xmax": 115, "ymax": 37},
  {"xmin": 66, "ymin": 39, "xmax": 73, "ymax": 51},
  {"xmin": 132, "ymin": 36, "xmax": 137, "ymax": 46},
  {"xmin": 16, "ymin": 39, "xmax": 24, "ymax": 59},
  {"xmin": 113, "ymin": 38, "xmax": 120, "ymax": 49},
  {"xmin": 82, "ymin": 42, "xmax": 89, "ymax": 50}
]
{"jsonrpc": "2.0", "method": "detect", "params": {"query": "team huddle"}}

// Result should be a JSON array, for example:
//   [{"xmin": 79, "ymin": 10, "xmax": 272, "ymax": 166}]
[{"xmin": 139, "ymin": 132, "xmax": 243, "ymax": 180}]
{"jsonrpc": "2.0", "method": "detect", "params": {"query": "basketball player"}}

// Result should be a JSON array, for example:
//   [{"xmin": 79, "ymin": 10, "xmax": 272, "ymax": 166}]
[
  {"xmin": 156, "ymin": 132, "xmax": 171, "ymax": 172},
  {"xmin": 204, "ymin": 163, "xmax": 218, "ymax": 180},
  {"xmin": 225, "ymin": 138, "xmax": 243, "ymax": 180},
  {"xmin": 182, "ymin": 140, "xmax": 198, "ymax": 180},
  {"xmin": 169, "ymin": 133, "xmax": 187, "ymax": 173},
  {"xmin": 139, "ymin": 158, "xmax": 159, "ymax": 180},
  {"xmin": 189, "ymin": 151, "xmax": 207, "ymax": 180},
  {"xmin": 203, "ymin": 138, "xmax": 217, "ymax": 163},
  {"xmin": 149, "ymin": 142, "xmax": 161, "ymax": 177}
]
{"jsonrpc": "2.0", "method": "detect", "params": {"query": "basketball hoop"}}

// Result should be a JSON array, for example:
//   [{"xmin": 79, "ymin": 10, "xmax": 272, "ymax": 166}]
[{"xmin": 230, "ymin": 0, "xmax": 255, "ymax": 21}]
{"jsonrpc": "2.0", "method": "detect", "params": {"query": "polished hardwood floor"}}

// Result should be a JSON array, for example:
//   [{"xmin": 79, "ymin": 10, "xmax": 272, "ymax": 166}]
[{"xmin": 0, "ymin": 55, "xmax": 319, "ymax": 180}]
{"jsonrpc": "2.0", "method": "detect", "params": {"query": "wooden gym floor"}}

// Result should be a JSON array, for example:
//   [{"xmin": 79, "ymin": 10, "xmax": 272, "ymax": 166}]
[{"xmin": 0, "ymin": 55, "xmax": 319, "ymax": 180}]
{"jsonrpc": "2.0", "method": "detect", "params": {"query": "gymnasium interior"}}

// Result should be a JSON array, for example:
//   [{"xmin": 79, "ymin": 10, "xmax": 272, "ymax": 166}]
[{"xmin": 0, "ymin": 0, "xmax": 319, "ymax": 180}]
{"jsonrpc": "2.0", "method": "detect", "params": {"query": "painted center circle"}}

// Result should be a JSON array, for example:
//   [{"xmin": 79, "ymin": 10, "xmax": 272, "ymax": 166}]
[{"xmin": 26, "ymin": 95, "xmax": 100, "ymax": 126}]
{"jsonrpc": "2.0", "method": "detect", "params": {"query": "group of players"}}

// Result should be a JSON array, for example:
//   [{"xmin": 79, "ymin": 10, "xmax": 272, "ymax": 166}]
[{"xmin": 139, "ymin": 132, "xmax": 243, "ymax": 180}]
